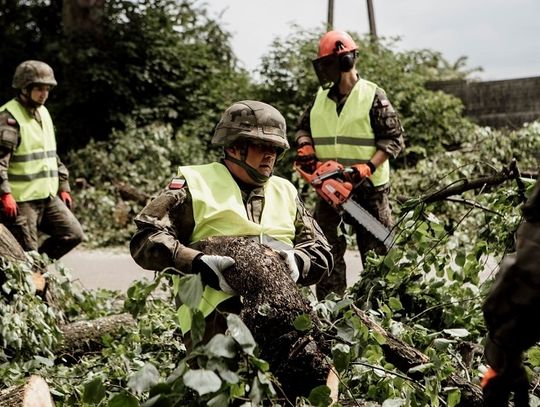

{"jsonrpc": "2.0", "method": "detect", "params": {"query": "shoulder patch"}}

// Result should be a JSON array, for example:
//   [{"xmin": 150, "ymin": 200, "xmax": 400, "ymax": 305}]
[
  {"xmin": 168, "ymin": 177, "xmax": 186, "ymax": 190},
  {"xmin": 7, "ymin": 118, "xmax": 17, "ymax": 126}
]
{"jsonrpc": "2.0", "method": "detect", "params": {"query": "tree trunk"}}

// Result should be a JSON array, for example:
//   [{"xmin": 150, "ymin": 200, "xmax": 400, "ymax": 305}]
[
  {"xmin": 0, "ymin": 224, "xmax": 46, "ymax": 294},
  {"xmin": 353, "ymin": 305, "xmax": 483, "ymax": 406},
  {"xmin": 0, "ymin": 376, "xmax": 55, "ymax": 407},
  {"xmin": 57, "ymin": 313, "xmax": 136, "ymax": 356},
  {"xmin": 196, "ymin": 236, "xmax": 331, "ymax": 400}
]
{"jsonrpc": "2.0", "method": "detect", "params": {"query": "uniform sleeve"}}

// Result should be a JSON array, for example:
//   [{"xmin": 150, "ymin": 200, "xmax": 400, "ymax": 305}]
[
  {"xmin": 292, "ymin": 196, "xmax": 334, "ymax": 286},
  {"xmin": 369, "ymin": 88, "xmax": 405, "ymax": 159},
  {"xmin": 294, "ymin": 100, "xmax": 315, "ymax": 144},
  {"xmin": 56, "ymin": 155, "xmax": 71, "ymax": 193},
  {"xmin": 482, "ymin": 179, "xmax": 540, "ymax": 359},
  {"xmin": 0, "ymin": 111, "xmax": 20, "ymax": 194},
  {"xmin": 130, "ymin": 186, "xmax": 201, "ymax": 273}
]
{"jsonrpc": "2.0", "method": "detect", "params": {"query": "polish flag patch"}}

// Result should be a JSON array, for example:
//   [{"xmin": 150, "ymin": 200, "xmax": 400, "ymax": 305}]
[
  {"xmin": 7, "ymin": 118, "xmax": 17, "ymax": 126},
  {"xmin": 168, "ymin": 178, "xmax": 185, "ymax": 190}
]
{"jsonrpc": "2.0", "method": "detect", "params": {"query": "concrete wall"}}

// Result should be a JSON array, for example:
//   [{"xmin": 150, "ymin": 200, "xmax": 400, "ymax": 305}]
[{"xmin": 426, "ymin": 76, "xmax": 540, "ymax": 128}]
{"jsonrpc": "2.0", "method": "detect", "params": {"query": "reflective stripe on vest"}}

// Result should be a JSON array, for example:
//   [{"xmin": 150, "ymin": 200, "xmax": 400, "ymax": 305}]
[
  {"xmin": 177, "ymin": 162, "xmax": 297, "ymax": 334},
  {"xmin": 1, "ymin": 100, "xmax": 58, "ymax": 201},
  {"xmin": 310, "ymin": 79, "xmax": 390, "ymax": 186}
]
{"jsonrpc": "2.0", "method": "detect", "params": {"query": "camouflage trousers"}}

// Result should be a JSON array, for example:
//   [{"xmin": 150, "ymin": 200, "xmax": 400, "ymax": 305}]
[
  {"xmin": 2, "ymin": 196, "xmax": 84, "ymax": 260},
  {"xmin": 314, "ymin": 185, "xmax": 394, "ymax": 300}
]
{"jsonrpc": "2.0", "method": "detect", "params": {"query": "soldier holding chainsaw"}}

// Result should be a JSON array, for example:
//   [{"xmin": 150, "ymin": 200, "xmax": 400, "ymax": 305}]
[
  {"xmin": 295, "ymin": 30, "xmax": 404, "ymax": 300},
  {"xmin": 131, "ymin": 100, "xmax": 333, "ymax": 344}
]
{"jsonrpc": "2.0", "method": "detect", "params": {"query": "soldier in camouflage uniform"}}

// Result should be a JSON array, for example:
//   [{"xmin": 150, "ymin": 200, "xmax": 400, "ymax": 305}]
[
  {"xmin": 481, "ymin": 173, "xmax": 540, "ymax": 406},
  {"xmin": 130, "ymin": 100, "xmax": 333, "ymax": 344},
  {"xmin": 294, "ymin": 31, "xmax": 405, "ymax": 300},
  {"xmin": 0, "ymin": 60, "xmax": 83, "ymax": 259}
]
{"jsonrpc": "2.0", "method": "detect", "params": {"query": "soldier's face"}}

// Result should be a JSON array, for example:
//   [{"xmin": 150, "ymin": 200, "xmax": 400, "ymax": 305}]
[
  {"xmin": 245, "ymin": 142, "xmax": 277, "ymax": 177},
  {"xmin": 29, "ymin": 85, "xmax": 51, "ymax": 106}
]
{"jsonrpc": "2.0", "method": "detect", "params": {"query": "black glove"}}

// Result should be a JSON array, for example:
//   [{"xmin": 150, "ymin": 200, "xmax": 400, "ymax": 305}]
[
  {"xmin": 482, "ymin": 337, "xmax": 529, "ymax": 407},
  {"xmin": 295, "ymin": 143, "xmax": 318, "ymax": 174},
  {"xmin": 192, "ymin": 254, "xmax": 236, "ymax": 295}
]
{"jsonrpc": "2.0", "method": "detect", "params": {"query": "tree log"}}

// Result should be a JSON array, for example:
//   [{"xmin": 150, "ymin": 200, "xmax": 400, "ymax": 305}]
[
  {"xmin": 197, "ymin": 236, "xmax": 331, "ymax": 400},
  {"xmin": 353, "ymin": 305, "xmax": 483, "ymax": 406},
  {"xmin": 0, "ymin": 375, "xmax": 55, "ymax": 407},
  {"xmin": 57, "ymin": 313, "xmax": 136, "ymax": 356},
  {"xmin": 0, "ymin": 224, "xmax": 46, "ymax": 293}
]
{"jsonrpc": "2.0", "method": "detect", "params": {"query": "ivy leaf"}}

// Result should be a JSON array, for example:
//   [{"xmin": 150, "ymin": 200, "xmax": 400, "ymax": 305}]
[
  {"xmin": 443, "ymin": 328, "xmax": 470, "ymax": 338},
  {"xmin": 34, "ymin": 355, "xmax": 54, "ymax": 367},
  {"xmin": 332, "ymin": 343, "xmax": 351, "ymax": 372},
  {"xmin": 108, "ymin": 393, "xmax": 139, "ymax": 407},
  {"xmin": 248, "ymin": 376, "xmax": 263, "ymax": 406},
  {"xmin": 227, "ymin": 314, "xmax": 256, "ymax": 355},
  {"xmin": 455, "ymin": 251, "xmax": 466, "ymax": 267},
  {"xmin": 382, "ymin": 398, "xmax": 406, "ymax": 406},
  {"xmin": 444, "ymin": 387, "xmax": 461, "ymax": 407},
  {"xmin": 388, "ymin": 297, "xmax": 403, "ymax": 311},
  {"xmin": 293, "ymin": 313, "xmax": 312, "ymax": 331},
  {"xmin": 128, "ymin": 363, "xmax": 160, "ymax": 395},
  {"xmin": 177, "ymin": 274, "xmax": 203, "ymax": 309},
  {"xmin": 205, "ymin": 334, "xmax": 236, "ymax": 358},
  {"xmin": 527, "ymin": 347, "xmax": 540, "ymax": 367},
  {"xmin": 207, "ymin": 393, "xmax": 229, "ymax": 407},
  {"xmin": 183, "ymin": 369, "xmax": 222, "ymax": 395},
  {"xmin": 82, "ymin": 377, "xmax": 106, "ymax": 404},
  {"xmin": 308, "ymin": 385, "xmax": 331, "ymax": 406},
  {"xmin": 190, "ymin": 310, "xmax": 206, "ymax": 347},
  {"xmin": 408, "ymin": 362, "xmax": 434, "ymax": 374}
]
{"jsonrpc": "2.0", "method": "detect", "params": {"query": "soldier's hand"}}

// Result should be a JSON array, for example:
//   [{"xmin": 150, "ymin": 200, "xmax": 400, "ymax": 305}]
[
  {"xmin": 59, "ymin": 191, "xmax": 73, "ymax": 209},
  {"xmin": 278, "ymin": 250, "xmax": 300, "ymax": 282},
  {"xmin": 192, "ymin": 254, "xmax": 236, "ymax": 295},
  {"xmin": 1, "ymin": 193, "xmax": 18, "ymax": 218},
  {"xmin": 295, "ymin": 143, "xmax": 318, "ymax": 174}
]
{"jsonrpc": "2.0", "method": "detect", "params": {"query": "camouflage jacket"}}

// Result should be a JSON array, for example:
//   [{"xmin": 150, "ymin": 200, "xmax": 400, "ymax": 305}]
[
  {"xmin": 483, "ymin": 176, "xmax": 540, "ymax": 357},
  {"xmin": 130, "ymin": 169, "xmax": 334, "ymax": 286},
  {"xmin": 0, "ymin": 102, "xmax": 70, "ymax": 195},
  {"xmin": 295, "ymin": 81, "xmax": 405, "ymax": 160}
]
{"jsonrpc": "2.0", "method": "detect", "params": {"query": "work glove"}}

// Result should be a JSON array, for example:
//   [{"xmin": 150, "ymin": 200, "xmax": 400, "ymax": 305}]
[
  {"xmin": 481, "ymin": 336, "xmax": 530, "ymax": 407},
  {"xmin": 295, "ymin": 143, "xmax": 318, "ymax": 174},
  {"xmin": 1, "ymin": 192, "xmax": 18, "ymax": 218},
  {"xmin": 278, "ymin": 250, "xmax": 300, "ymax": 282},
  {"xmin": 350, "ymin": 163, "xmax": 373, "ymax": 182},
  {"xmin": 192, "ymin": 254, "xmax": 236, "ymax": 295},
  {"xmin": 59, "ymin": 191, "xmax": 73, "ymax": 209}
]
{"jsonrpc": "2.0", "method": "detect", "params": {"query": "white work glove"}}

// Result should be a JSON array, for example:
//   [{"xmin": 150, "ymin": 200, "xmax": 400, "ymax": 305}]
[
  {"xmin": 278, "ymin": 250, "xmax": 300, "ymax": 282},
  {"xmin": 193, "ymin": 254, "xmax": 236, "ymax": 295}
]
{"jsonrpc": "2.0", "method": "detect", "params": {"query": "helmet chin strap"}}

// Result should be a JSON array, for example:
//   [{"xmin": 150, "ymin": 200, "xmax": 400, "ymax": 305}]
[
  {"xmin": 225, "ymin": 154, "xmax": 270, "ymax": 185},
  {"xmin": 20, "ymin": 89, "xmax": 43, "ymax": 109}
]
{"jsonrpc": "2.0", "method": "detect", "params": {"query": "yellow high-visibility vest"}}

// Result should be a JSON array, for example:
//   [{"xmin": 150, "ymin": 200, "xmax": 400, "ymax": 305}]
[
  {"xmin": 310, "ymin": 79, "xmax": 389, "ymax": 186},
  {"xmin": 1, "ymin": 99, "xmax": 58, "ymax": 201},
  {"xmin": 177, "ymin": 162, "xmax": 297, "ymax": 334}
]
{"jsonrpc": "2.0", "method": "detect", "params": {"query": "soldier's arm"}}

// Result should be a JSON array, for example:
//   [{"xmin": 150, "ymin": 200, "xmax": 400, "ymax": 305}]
[
  {"xmin": 130, "ymin": 185, "xmax": 201, "ymax": 273},
  {"xmin": 292, "ymin": 196, "xmax": 334, "ymax": 286},
  {"xmin": 0, "ymin": 111, "xmax": 20, "ymax": 194},
  {"xmin": 56, "ymin": 156, "xmax": 71, "ymax": 193},
  {"xmin": 369, "ymin": 88, "xmax": 405, "ymax": 159},
  {"xmin": 294, "ymin": 101, "xmax": 315, "ymax": 146}
]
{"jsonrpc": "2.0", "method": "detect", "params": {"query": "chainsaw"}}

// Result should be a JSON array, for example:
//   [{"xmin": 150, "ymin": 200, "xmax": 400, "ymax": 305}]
[{"xmin": 294, "ymin": 160, "xmax": 395, "ymax": 249}]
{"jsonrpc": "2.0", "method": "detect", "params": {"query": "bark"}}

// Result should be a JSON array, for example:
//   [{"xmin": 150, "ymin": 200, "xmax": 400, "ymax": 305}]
[
  {"xmin": 0, "ymin": 225, "xmax": 46, "ymax": 294},
  {"xmin": 0, "ymin": 375, "xmax": 55, "ymax": 407},
  {"xmin": 196, "ymin": 236, "xmax": 331, "ymax": 400},
  {"xmin": 353, "ymin": 305, "xmax": 483, "ymax": 406},
  {"xmin": 57, "ymin": 313, "xmax": 136, "ymax": 356}
]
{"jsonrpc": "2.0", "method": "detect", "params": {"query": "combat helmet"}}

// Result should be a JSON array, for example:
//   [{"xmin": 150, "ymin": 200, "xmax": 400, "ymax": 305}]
[
  {"xmin": 12, "ymin": 60, "xmax": 57, "ymax": 89},
  {"xmin": 212, "ymin": 100, "xmax": 289, "ymax": 151}
]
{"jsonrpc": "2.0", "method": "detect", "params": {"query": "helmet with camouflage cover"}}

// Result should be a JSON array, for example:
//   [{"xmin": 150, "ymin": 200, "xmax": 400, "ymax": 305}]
[
  {"xmin": 12, "ymin": 60, "xmax": 57, "ymax": 89},
  {"xmin": 212, "ymin": 100, "xmax": 289, "ymax": 151}
]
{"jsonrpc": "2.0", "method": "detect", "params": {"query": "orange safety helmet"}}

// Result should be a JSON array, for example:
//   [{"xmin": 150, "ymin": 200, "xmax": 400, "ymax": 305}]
[{"xmin": 317, "ymin": 30, "xmax": 358, "ymax": 58}]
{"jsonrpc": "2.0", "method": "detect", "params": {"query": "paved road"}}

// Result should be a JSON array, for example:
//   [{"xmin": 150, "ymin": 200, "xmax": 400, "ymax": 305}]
[{"xmin": 57, "ymin": 247, "xmax": 363, "ymax": 292}]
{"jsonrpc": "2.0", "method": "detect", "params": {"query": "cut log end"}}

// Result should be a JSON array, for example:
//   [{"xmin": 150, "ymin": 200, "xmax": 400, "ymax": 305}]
[{"xmin": 0, "ymin": 375, "xmax": 55, "ymax": 407}]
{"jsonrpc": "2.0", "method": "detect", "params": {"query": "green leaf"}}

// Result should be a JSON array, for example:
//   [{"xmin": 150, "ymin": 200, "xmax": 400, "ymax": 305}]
[
  {"xmin": 373, "ymin": 331, "xmax": 387, "ymax": 345},
  {"xmin": 293, "ymin": 313, "xmax": 313, "ymax": 331},
  {"xmin": 381, "ymin": 398, "xmax": 406, "ymax": 406},
  {"xmin": 308, "ymin": 385, "xmax": 331, "ymax": 406},
  {"xmin": 183, "ymin": 369, "xmax": 222, "ymax": 395},
  {"xmin": 128, "ymin": 363, "xmax": 160, "ymax": 395},
  {"xmin": 177, "ymin": 274, "xmax": 203, "ymax": 309},
  {"xmin": 34, "ymin": 355, "xmax": 54, "ymax": 367},
  {"xmin": 388, "ymin": 297, "xmax": 403, "ymax": 311},
  {"xmin": 445, "ymin": 387, "xmax": 461, "ymax": 407},
  {"xmin": 443, "ymin": 328, "xmax": 470, "ymax": 338},
  {"xmin": 205, "ymin": 334, "xmax": 236, "ymax": 358},
  {"xmin": 332, "ymin": 343, "xmax": 351, "ymax": 372},
  {"xmin": 82, "ymin": 377, "xmax": 106, "ymax": 404},
  {"xmin": 433, "ymin": 338, "xmax": 455, "ymax": 351},
  {"xmin": 227, "ymin": 314, "xmax": 256, "ymax": 355},
  {"xmin": 408, "ymin": 362, "xmax": 434, "ymax": 374},
  {"xmin": 108, "ymin": 393, "xmax": 139, "ymax": 407},
  {"xmin": 250, "ymin": 356, "xmax": 270, "ymax": 372},
  {"xmin": 455, "ymin": 251, "xmax": 466, "ymax": 267},
  {"xmin": 527, "ymin": 347, "xmax": 540, "ymax": 367},
  {"xmin": 207, "ymin": 393, "xmax": 229, "ymax": 407},
  {"xmin": 190, "ymin": 310, "xmax": 206, "ymax": 347}
]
